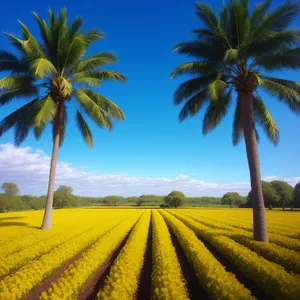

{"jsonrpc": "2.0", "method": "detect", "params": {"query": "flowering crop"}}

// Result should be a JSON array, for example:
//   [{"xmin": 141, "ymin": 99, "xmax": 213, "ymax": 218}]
[
  {"xmin": 0, "ymin": 211, "xmax": 134, "ymax": 300},
  {"xmin": 41, "ymin": 210, "xmax": 143, "ymax": 300},
  {"xmin": 171, "ymin": 211, "xmax": 300, "ymax": 299},
  {"xmin": 0, "ymin": 207, "xmax": 299, "ymax": 300},
  {"xmin": 151, "ymin": 210, "xmax": 189, "ymax": 300},
  {"xmin": 96, "ymin": 210, "xmax": 151, "ymax": 300},
  {"xmin": 180, "ymin": 210, "xmax": 300, "ymax": 252},
  {"xmin": 160, "ymin": 210, "xmax": 254, "ymax": 300}
]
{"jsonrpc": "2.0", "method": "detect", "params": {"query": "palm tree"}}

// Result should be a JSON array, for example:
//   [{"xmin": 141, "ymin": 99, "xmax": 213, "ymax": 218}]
[
  {"xmin": 0, "ymin": 9, "xmax": 126, "ymax": 229},
  {"xmin": 171, "ymin": 0, "xmax": 300, "ymax": 242}
]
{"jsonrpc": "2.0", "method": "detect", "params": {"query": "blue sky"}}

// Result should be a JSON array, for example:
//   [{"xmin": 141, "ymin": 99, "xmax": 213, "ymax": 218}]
[{"xmin": 0, "ymin": 0, "xmax": 300, "ymax": 196}]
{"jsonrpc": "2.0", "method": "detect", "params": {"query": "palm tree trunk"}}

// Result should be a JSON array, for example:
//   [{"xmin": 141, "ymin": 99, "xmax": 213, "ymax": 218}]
[
  {"xmin": 41, "ymin": 102, "xmax": 64, "ymax": 230},
  {"xmin": 240, "ymin": 92, "xmax": 268, "ymax": 242}
]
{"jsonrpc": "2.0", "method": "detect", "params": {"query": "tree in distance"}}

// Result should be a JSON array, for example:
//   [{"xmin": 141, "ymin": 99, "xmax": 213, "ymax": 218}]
[
  {"xmin": 103, "ymin": 195, "xmax": 124, "ymax": 206},
  {"xmin": 271, "ymin": 180, "xmax": 294, "ymax": 210},
  {"xmin": 221, "ymin": 192, "xmax": 246, "ymax": 208},
  {"xmin": 57, "ymin": 185, "xmax": 73, "ymax": 195},
  {"xmin": 293, "ymin": 182, "xmax": 300, "ymax": 209},
  {"xmin": 164, "ymin": 191, "xmax": 186, "ymax": 208},
  {"xmin": 1, "ymin": 182, "xmax": 20, "ymax": 198}
]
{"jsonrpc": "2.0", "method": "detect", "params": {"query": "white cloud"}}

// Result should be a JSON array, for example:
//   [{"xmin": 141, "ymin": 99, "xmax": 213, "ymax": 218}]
[
  {"xmin": 263, "ymin": 175, "xmax": 299, "ymax": 186},
  {"xmin": 0, "ymin": 143, "xmax": 297, "ymax": 197},
  {"xmin": 263, "ymin": 175, "xmax": 280, "ymax": 181}
]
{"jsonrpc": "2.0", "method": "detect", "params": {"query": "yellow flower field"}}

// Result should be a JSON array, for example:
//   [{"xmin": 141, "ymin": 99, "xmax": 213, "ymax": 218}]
[{"xmin": 0, "ymin": 208, "xmax": 299, "ymax": 300}]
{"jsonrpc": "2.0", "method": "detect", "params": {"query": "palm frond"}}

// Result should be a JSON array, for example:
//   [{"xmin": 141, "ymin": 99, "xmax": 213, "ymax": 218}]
[
  {"xmin": 261, "ymin": 78, "xmax": 300, "ymax": 113},
  {"xmin": 0, "ymin": 75, "xmax": 34, "ymax": 90},
  {"xmin": 253, "ymin": 94, "xmax": 279, "ymax": 145},
  {"xmin": 76, "ymin": 110, "xmax": 94, "ymax": 147},
  {"xmin": 70, "ymin": 75, "xmax": 101, "ymax": 87},
  {"xmin": 62, "ymin": 36, "xmax": 86, "ymax": 72},
  {"xmin": 0, "ymin": 51, "xmax": 26, "ymax": 73},
  {"xmin": 81, "ymin": 30, "xmax": 103, "ymax": 46},
  {"xmin": 73, "ymin": 89, "xmax": 112, "ymax": 129},
  {"xmin": 0, "ymin": 85, "xmax": 38, "ymax": 106},
  {"xmin": 174, "ymin": 73, "xmax": 217, "ymax": 104},
  {"xmin": 6, "ymin": 23, "xmax": 45, "ymax": 61},
  {"xmin": 33, "ymin": 94, "xmax": 57, "ymax": 134},
  {"xmin": 178, "ymin": 88, "xmax": 209, "ymax": 121},
  {"xmin": 229, "ymin": 0, "xmax": 250, "ymax": 47},
  {"xmin": 71, "ymin": 70, "xmax": 126, "ymax": 86},
  {"xmin": 51, "ymin": 77, "xmax": 72, "ymax": 98},
  {"xmin": 81, "ymin": 89, "xmax": 125, "ymax": 120},
  {"xmin": 223, "ymin": 49, "xmax": 239, "ymax": 61},
  {"xmin": 250, "ymin": 0, "xmax": 271, "ymax": 28},
  {"xmin": 171, "ymin": 62, "xmax": 216, "ymax": 78},
  {"xmin": 75, "ymin": 52, "xmax": 117, "ymax": 72},
  {"xmin": 246, "ymin": 29, "xmax": 300, "ymax": 57},
  {"xmin": 208, "ymin": 79, "xmax": 227, "ymax": 101},
  {"xmin": 71, "ymin": 17, "xmax": 83, "ymax": 36},
  {"xmin": 203, "ymin": 89, "xmax": 232, "ymax": 134},
  {"xmin": 195, "ymin": 3, "xmax": 218, "ymax": 29},
  {"xmin": 256, "ymin": 47, "xmax": 300, "ymax": 70},
  {"xmin": 30, "ymin": 58, "xmax": 57, "ymax": 79},
  {"xmin": 33, "ymin": 12, "xmax": 51, "ymax": 50},
  {"xmin": 173, "ymin": 41, "xmax": 223, "ymax": 61},
  {"xmin": 263, "ymin": 76, "xmax": 300, "ymax": 93},
  {"xmin": 89, "ymin": 70, "xmax": 126, "ymax": 82},
  {"xmin": 0, "ymin": 98, "xmax": 38, "ymax": 142}
]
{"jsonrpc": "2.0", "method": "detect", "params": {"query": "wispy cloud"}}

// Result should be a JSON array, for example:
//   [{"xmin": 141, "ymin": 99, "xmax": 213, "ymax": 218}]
[
  {"xmin": 0, "ymin": 143, "xmax": 297, "ymax": 197},
  {"xmin": 263, "ymin": 175, "xmax": 299, "ymax": 185}
]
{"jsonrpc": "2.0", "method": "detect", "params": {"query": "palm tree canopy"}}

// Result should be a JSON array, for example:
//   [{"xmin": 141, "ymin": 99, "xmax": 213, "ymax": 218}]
[
  {"xmin": 0, "ymin": 8, "xmax": 126, "ymax": 147},
  {"xmin": 171, "ymin": 0, "xmax": 300, "ymax": 145}
]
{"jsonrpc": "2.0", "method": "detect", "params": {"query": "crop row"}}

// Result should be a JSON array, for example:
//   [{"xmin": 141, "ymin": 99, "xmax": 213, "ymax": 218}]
[
  {"xmin": 185, "ymin": 210, "xmax": 300, "ymax": 239},
  {"xmin": 0, "ymin": 224, "xmax": 101, "ymax": 278},
  {"xmin": 182, "ymin": 213, "xmax": 300, "ymax": 274},
  {"xmin": 96, "ymin": 210, "xmax": 151, "ymax": 299},
  {"xmin": 182, "ymin": 211, "xmax": 300, "ymax": 252},
  {"xmin": 0, "ymin": 211, "xmax": 101, "ymax": 258},
  {"xmin": 160, "ymin": 210, "xmax": 254, "ymax": 300},
  {"xmin": 151, "ymin": 210, "xmax": 189, "ymax": 300},
  {"xmin": 40, "ymin": 211, "xmax": 143, "ymax": 299},
  {"xmin": 0, "ymin": 214, "xmax": 133, "ymax": 300},
  {"xmin": 172, "ymin": 211, "xmax": 300, "ymax": 300}
]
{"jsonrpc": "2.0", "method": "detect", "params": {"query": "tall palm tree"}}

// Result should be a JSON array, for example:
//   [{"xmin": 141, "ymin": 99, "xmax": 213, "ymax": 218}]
[
  {"xmin": 0, "ymin": 9, "xmax": 126, "ymax": 229},
  {"xmin": 171, "ymin": 0, "xmax": 300, "ymax": 242}
]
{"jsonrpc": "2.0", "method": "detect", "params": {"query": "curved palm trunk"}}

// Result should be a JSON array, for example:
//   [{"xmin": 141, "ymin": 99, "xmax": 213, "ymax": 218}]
[
  {"xmin": 240, "ymin": 92, "xmax": 268, "ymax": 242},
  {"xmin": 41, "ymin": 102, "xmax": 64, "ymax": 230}
]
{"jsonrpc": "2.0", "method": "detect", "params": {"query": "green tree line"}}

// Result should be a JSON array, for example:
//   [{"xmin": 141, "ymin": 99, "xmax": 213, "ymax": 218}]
[{"xmin": 2, "ymin": 180, "xmax": 300, "ymax": 212}]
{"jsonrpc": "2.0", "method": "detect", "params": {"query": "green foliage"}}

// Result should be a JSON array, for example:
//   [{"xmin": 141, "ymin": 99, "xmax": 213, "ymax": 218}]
[
  {"xmin": 103, "ymin": 195, "xmax": 125, "ymax": 206},
  {"xmin": 271, "ymin": 180, "xmax": 294, "ymax": 209},
  {"xmin": 187, "ymin": 197, "xmax": 222, "ymax": 206},
  {"xmin": 0, "ymin": 9, "xmax": 126, "ymax": 148},
  {"xmin": 136, "ymin": 197, "xmax": 145, "ymax": 206},
  {"xmin": 171, "ymin": 0, "xmax": 300, "ymax": 145},
  {"xmin": 164, "ymin": 191, "xmax": 187, "ymax": 208},
  {"xmin": 27, "ymin": 196, "xmax": 45, "ymax": 210},
  {"xmin": 53, "ymin": 192, "xmax": 71, "ymax": 209},
  {"xmin": 1, "ymin": 182, "xmax": 20, "ymax": 197},
  {"xmin": 221, "ymin": 192, "xmax": 246, "ymax": 208},
  {"xmin": 293, "ymin": 182, "xmax": 300, "ymax": 208},
  {"xmin": 57, "ymin": 185, "xmax": 73, "ymax": 195}
]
